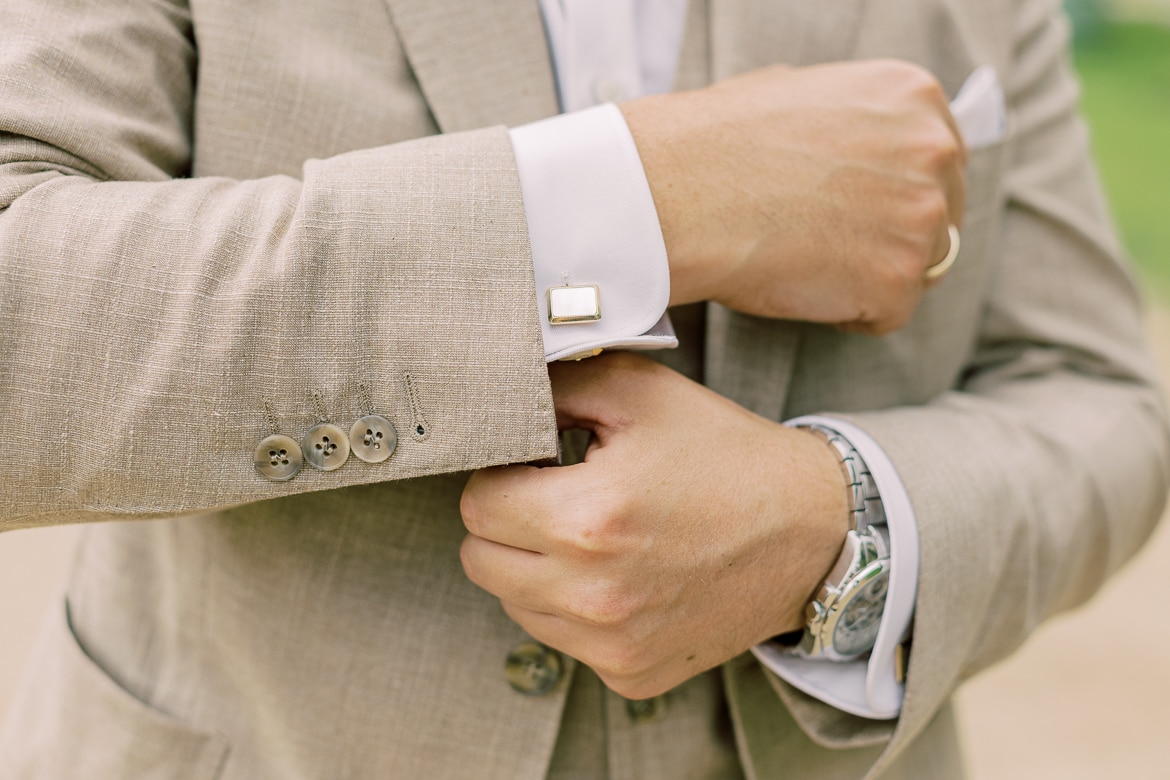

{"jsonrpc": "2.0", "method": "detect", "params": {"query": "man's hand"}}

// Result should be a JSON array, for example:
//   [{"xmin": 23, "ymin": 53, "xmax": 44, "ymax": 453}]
[
  {"xmin": 622, "ymin": 59, "xmax": 968, "ymax": 335},
  {"xmin": 459, "ymin": 353, "xmax": 848, "ymax": 700}
]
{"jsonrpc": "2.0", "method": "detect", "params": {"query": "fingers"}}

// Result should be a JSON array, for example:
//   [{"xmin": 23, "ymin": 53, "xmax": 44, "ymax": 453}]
[
  {"xmin": 459, "ymin": 533, "xmax": 549, "ymax": 607},
  {"xmin": 462, "ymin": 527, "xmax": 654, "ymax": 640},
  {"xmin": 547, "ymin": 351, "xmax": 660, "ymax": 432},
  {"xmin": 910, "ymin": 66, "xmax": 968, "ymax": 293},
  {"xmin": 546, "ymin": 358, "xmax": 610, "ymax": 432},
  {"xmin": 916, "ymin": 63, "xmax": 969, "ymax": 225},
  {"xmin": 943, "ymin": 139, "xmax": 968, "ymax": 233},
  {"xmin": 461, "ymin": 465, "xmax": 556, "ymax": 551},
  {"xmin": 460, "ymin": 455, "xmax": 607, "ymax": 553},
  {"xmin": 461, "ymin": 356, "xmax": 651, "ymax": 559}
]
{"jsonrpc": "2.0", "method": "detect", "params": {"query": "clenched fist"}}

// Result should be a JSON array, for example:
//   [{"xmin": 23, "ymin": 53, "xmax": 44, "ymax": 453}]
[{"xmin": 623, "ymin": 58, "xmax": 968, "ymax": 334}]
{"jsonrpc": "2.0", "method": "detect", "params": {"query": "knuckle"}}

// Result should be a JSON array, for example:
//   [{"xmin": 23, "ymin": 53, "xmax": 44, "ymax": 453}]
[
  {"xmin": 887, "ymin": 268, "xmax": 919, "ymax": 302},
  {"xmin": 555, "ymin": 496, "xmax": 628, "ymax": 555},
  {"xmin": 591, "ymin": 642, "xmax": 650, "ymax": 684},
  {"xmin": 597, "ymin": 667, "xmax": 660, "ymax": 701},
  {"xmin": 903, "ymin": 62, "xmax": 945, "ymax": 99},
  {"xmin": 865, "ymin": 254, "xmax": 923, "ymax": 331},
  {"xmin": 910, "ymin": 189, "xmax": 949, "ymax": 236},
  {"xmin": 568, "ymin": 579, "xmax": 641, "ymax": 626},
  {"xmin": 876, "ymin": 58, "xmax": 939, "ymax": 95},
  {"xmin": 600, "ymin": 676, "xmax": 644, "ymax": 701},
  {"xmin": 554, "ymin": 516, "xmax": 608, "ymax": 555},
  {"xmin": 879, "ymin": 247, "xmax": 923, "ymax": 290},
  {"xmin": 923, "ymin": 128, "xmax": 960, "ymax": 171},
  {"xmin": 870, "ymin": 58, "xmax": 915, "ymax": 80}
]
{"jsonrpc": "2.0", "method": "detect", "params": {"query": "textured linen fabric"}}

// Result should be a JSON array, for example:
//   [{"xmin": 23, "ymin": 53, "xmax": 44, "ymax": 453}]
[
  {"xmin": 0, "ymin": 0, "xmax": 1166, "ymax": 779},
  {"xmin": 0, "ymin": 0, "xmax": 559, "ymax": 524}
]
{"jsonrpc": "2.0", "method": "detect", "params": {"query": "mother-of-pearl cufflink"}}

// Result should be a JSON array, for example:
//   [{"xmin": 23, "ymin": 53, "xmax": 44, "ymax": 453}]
[{"xmin": 547, "ymin": 284, "xmax": 601, "ymax": 325}]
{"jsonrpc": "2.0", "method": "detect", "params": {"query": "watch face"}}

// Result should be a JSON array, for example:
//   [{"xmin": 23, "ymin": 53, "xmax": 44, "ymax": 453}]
[{"xmin": 831, "ymin": 566, "xmax": 891, "ymax": 657}]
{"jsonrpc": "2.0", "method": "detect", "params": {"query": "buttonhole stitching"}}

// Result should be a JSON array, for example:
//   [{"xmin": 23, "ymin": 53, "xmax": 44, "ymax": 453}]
[
  {"xmin": 262, "ymin": 400, "xmax": 280, "ymax": 437},
  {"xmin": 358, "ymin": 382, "xmax": 375, "ymax": 417},
  {"xmin": 404, "ymin": 373, "xmax": 430, "ymax": 442},
  {"xmin": 310, "ymin": 389, "xmax": 328, "ymax": 423}
]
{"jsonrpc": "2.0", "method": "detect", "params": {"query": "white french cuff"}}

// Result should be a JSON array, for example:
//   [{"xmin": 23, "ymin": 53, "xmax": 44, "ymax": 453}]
[
  {"xmin": 753, "ymin": 415, "xmax": 920, "ymax": 720},
  {"xmin": 509, "ymin": 104, "xmax": 677, "ymax": 363}
]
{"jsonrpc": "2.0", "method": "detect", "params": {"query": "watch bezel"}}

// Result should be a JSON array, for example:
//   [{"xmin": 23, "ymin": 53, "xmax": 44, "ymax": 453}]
[{"xmin": 821, "ymin": 555, "xmax": 892, "ymax": 661}]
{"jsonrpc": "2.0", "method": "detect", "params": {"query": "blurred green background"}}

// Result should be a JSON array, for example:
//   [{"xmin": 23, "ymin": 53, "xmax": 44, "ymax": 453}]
[{"xmin": 1067, "ymin": 0, "xmax": 1170, "ymax": 294}]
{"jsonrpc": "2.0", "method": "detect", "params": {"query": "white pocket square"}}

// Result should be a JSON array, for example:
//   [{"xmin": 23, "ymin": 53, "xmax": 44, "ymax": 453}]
[{"xmin": 951, "ymin": 65, "xmax": 1007, "ymax": 150}]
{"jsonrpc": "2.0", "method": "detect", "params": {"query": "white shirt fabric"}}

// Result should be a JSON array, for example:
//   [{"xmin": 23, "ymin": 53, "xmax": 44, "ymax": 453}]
[
  {"xmin": 511, "ymin": 0, "xmax": 687, "ymax": 361},
  {"xmin": 510, "ymin": 0, "xmax": 1006, "ymax": 719},
  {"xmin": 510, "ymin": 106, "xmax": 678, "ymax": 362}
]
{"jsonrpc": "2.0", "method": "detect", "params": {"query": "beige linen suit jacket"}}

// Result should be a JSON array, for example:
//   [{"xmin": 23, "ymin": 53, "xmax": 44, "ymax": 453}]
[{"xmin": 0, "ymin": 0, "xmax": 1166, "ymax": 778}]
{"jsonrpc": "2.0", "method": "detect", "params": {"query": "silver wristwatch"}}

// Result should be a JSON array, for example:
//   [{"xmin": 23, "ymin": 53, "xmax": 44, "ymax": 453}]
[{"xmin": 790, "ymin": 425, "xmax": 891, "ymax": 662}]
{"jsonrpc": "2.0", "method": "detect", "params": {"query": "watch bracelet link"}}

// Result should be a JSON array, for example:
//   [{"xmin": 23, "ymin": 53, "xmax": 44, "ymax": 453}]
[
  {"xmin": 803, "ymin": 423, "xmax": 884, "ymax": 532},
  {"xmin": 790, "ymin": 424, "xmax": 890, "ymax": 661}
]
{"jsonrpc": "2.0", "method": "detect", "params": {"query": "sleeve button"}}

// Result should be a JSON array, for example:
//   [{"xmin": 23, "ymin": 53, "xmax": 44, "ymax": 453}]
[
  {"xmin": 349, "ymin": 415, "xmax": 398, "ymax": 464},
  {"xmin": 254, "ymin": 434, "xmax": 303, "ymax": 481},
  {"xmin": 302, "ymin": 423, "xmax": 350, "ymax": 471}
]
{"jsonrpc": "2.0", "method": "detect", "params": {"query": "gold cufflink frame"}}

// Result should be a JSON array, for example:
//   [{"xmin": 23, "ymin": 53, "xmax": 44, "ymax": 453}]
[{"xmin": 547, "ymin": 284, "xmax": 601, "ymax": 325}]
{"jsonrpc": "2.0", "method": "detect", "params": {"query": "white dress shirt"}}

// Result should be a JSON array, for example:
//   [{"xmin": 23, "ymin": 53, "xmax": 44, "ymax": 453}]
[{"xmin": 507, "ymin": 0, "xmax": 985, "ymax": 720}]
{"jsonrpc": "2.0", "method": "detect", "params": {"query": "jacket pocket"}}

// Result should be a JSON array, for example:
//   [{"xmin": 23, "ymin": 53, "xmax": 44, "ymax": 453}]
[{"xmin": 0, "ymin": 600, "xmax": 230, "ymax": 780}]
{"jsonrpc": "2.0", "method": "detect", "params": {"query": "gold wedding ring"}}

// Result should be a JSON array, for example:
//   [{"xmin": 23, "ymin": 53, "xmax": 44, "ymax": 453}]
[{"xmin": 924, "ymin": 225, "xmax": 960, "ymax": 281}]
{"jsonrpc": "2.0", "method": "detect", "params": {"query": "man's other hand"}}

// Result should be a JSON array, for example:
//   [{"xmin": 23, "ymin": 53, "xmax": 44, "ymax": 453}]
[
  {"xmin": 622, "ymin": 59, "xmax": 968, "ymax": 335},
  {"xmin": 459, "ymin": 353, "xmax": 848, "ymax": 700}
]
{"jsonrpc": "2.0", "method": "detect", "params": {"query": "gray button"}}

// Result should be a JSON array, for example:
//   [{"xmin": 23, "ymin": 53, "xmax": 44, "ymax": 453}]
[
  {"xmin": 302, "ymin": 423, "xmax": 349, "ymax": 471},
  {"xmin": 254, "ymin": 434, "xmax": 303, "ymax": 482},
  {"xmin": 593, "ymin": 76, "xmax": 628, "ymax": 104},
  {"xmin": 626, "ymin": 695, "xmax": 668, "ymax": 724},
  {"xmin": 349, "ymin": 415, "xmax": 397, "ymax": 464},
  {"xmin": 505, "ymin": 642, "xmax": 563, "ymax": 696}
]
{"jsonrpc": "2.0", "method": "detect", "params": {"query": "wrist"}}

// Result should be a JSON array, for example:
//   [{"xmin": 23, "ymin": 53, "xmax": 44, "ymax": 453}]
[
  {"xmin": 787, "ymin": 424, "xmax": 893, "ymax": 661},
  {"xmin": 767, "ymin": 425, "xmax": 855, "ymax": 635},
  {"xmin": 618, "ymin": 91, "xmax": 731, "ymax": 308}
]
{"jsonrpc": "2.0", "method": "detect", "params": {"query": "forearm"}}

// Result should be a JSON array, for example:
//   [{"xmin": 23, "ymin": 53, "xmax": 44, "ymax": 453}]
[
  {"xmin": 0, "ymin": 130, "xmax": 560, "ymax": 528},
  {"xmin": 0, "ymin": 0, "xmax": 559, "ymax": 527},
  {"xmin": 618, "ymin": 60, "xmax": 968, "ymax": 334}
]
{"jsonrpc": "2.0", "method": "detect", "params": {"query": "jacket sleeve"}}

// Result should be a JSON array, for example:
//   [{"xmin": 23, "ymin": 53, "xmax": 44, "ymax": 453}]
[
  {"xmin": 741, "ymin": 1, "xmax": 1170, "ymax": 774},
  {"xmin": 0, "ymin": 0, "xmax": 558, "ymax": 529}
]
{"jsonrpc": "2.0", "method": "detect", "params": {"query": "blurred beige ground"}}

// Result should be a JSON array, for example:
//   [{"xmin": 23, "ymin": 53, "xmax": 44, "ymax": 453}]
[{"xmin": 3, "ymin": 307, "xmax": 1170, "ymax": 778}]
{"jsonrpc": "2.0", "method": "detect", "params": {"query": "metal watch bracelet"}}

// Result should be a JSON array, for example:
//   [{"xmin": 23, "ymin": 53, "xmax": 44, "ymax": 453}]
[
  {"xmin": 804, "ymin": 423, "xmax": 885, "ymax": 533},
  {"xmin": 786, "ymin": 424, "xmax": 891, "ymax": 661}
]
